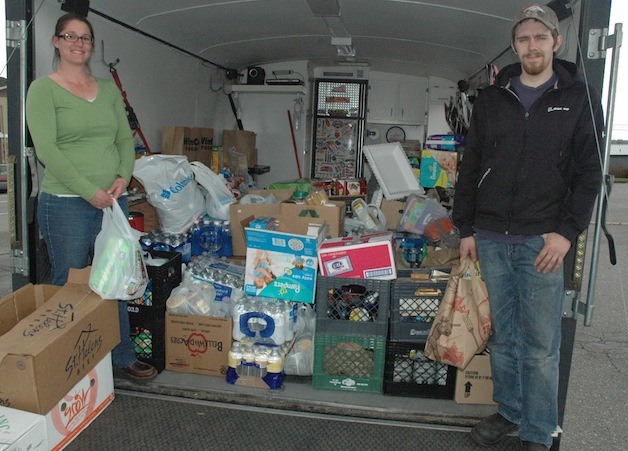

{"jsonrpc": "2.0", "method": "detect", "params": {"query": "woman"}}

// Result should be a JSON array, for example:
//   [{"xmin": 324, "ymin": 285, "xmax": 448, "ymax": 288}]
[{"xmin": 25, "ymin": 13, "xmax": 156, "ymax": 380}]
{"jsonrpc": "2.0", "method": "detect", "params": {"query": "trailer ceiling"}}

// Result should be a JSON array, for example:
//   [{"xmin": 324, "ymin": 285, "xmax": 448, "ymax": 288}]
[{"xmin": 86, "ymin": 0, "xmax": 553, "ymax": 82}]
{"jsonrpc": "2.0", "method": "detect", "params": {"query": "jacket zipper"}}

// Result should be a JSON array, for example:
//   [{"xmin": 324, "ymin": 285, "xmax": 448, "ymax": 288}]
[{"xmin": 477, "ymin": 168, "xmax": 491, "ymax": 188}]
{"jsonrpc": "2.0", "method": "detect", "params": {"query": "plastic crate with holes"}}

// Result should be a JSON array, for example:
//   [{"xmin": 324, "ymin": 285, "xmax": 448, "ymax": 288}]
[
  {"xmin": 126, "ymin": 250, "xmax": 182, "ymax": 372},
  {"xmin": 383, "ymin": 341, "xmax": 456, "ymax": 398},
  {"xmin": 390, "ymin": 277, "xmax": 448, "ymax": 342},
  {"xmin": 312, "ymin": 332, "xmax": 386, "ymax": 393},
  {"xmin": 128, "ymin": 250, "xmax": 182, "ymax": 308},
  {"xmin": 127, "ymin": 304, "xmax": 166, "ymax": 372},
  {"xmin": 315, "ymin": 276, "xmax": 390, "ymax": 336}
]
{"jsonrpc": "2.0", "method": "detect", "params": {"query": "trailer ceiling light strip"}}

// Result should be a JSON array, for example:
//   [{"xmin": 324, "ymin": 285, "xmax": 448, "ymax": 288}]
[{"xmin": 88, "ymin": 8, "xmax": 233, "ymax": 73}]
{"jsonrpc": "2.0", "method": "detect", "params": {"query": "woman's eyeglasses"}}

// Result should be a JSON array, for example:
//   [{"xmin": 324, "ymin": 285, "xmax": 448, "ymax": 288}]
[{"xmin": 57, "ymin": 33, "xmax": 94, "ymax": 44}]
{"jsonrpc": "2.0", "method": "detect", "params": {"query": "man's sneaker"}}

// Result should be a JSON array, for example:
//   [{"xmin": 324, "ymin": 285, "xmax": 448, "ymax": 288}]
[
  {"xmin": 521, "ymin": 441, "xmax": 550, "ymax": 450},
  {"xmin": 470, "ymin": 413, "xmax": 518, "ymax": 446}
]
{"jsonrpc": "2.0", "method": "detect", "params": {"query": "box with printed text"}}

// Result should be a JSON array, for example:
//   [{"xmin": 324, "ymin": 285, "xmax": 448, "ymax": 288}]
[
  {"xmin": 0, "ymin": 268, "xmax": 120, "ymax": 415},
  {"xmin": 317, "ymin": 232, "xmax": 397, "ymax": 280}
]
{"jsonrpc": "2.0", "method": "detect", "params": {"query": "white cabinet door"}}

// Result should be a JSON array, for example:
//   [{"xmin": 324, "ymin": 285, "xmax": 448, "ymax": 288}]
[
  {"xmin": 367, "ymin": 74, "xmax": 397, "ymax": 122},
  {"xmin": 367, "ymin": 72, "xmax": 427, "ymax": 125},
  {"xmin": 397, "ymin": 77, "xmax": 427, "ymax": 125}
]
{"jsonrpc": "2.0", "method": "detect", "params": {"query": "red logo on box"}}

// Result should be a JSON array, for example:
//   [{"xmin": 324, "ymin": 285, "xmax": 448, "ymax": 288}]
[
  {"xmin": 187, "ymin": 333, "xmax": 209, "ymax": 357},
  {"xmin": 51, "ymin": 368, "xmax": 99, "ymax": 434}
]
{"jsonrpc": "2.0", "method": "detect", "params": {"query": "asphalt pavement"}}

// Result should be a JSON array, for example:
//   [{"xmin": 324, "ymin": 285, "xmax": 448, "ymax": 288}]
[{"xmin": 0, "ymin": 188, "xmax": 626, "ymax": 450}]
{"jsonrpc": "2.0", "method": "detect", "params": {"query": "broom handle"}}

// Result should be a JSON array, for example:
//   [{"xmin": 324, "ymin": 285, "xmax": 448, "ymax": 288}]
[{"xmin": 287, "ymin": 110, "xmax": 303, "ymax": 179}]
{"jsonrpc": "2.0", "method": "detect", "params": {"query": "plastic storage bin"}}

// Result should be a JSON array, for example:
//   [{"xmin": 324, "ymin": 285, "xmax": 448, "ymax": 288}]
[
  {"xmin": 313, "ymin": 332, "xmax": 386, "ymax": 393},
  {"xmin": 383, "ymin": 341, "xmax": 456, "ymax": 399},
  {"xmin": 315, "ymin": 276, "xmax": 390, "ymax": 336}
]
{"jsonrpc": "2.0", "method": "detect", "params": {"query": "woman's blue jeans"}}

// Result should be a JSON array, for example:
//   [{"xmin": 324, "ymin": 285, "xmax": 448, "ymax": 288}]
[
  {"xmin": 38, "ymin": 192, "xmax": 137, "ymax": 369},
  {"xmin": 477, "ymin": 235, "xmax": 563, "ymax": 447}
]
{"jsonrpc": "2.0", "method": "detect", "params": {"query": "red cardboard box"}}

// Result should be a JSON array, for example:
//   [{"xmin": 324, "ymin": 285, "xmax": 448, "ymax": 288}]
[{"xmin": 317, "ymin": 232, "xmax": 397, "ymax": 280}]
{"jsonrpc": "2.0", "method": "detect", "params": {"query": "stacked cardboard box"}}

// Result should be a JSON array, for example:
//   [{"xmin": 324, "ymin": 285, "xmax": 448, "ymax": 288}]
[{"xmin": 0, "ymin": 268, "xmax": 120, "ymax": 448}]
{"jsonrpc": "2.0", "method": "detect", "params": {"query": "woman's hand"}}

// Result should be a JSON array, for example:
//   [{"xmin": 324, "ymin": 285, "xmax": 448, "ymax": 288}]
[
  {"xmin": 107, "ymin": 177, "xmax": 128, "ymax": 199},
  {"xmin": 89, "ymin": 188, "xmax": 114, "ymax": 209}
]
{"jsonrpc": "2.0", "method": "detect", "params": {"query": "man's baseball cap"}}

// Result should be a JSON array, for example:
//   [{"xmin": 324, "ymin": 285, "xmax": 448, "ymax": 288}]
[{"xmin": 512, "ymin": 4, "xmax": 560, "ymax": 34}]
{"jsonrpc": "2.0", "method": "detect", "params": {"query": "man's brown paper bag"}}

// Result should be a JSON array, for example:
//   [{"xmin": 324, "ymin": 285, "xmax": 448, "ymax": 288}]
[{"xmin": 424, "ymin": 257, "xmax": 491, "ymax": 369}]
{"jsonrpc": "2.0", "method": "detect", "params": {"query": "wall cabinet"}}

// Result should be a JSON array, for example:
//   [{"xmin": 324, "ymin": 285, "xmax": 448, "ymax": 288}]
[{"xmin": 367, "ymin": 72, "xmax": 428, "ymax": 125}]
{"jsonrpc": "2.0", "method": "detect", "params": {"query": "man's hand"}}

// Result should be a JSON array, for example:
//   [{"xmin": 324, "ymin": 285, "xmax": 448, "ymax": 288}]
[
  {"xmin": 459, "ymin": 236, "xmax": 477, "ymax": 261},
  {"xmin": 534, "ymin": 232, "xmax": 571, "ymax": 273}
]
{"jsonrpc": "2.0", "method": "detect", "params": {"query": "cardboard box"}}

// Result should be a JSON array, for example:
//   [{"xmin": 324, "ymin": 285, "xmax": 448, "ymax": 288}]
[
  {"xmin": 165, "ymin": 313, "xmax": 233, "ymax": 377},
  {"xmin": 0, "ymin": 268, "xmax": 120, "ymax": 414},
  {"xmin": 454, "ymin": 353, "xmax": 497, "ymax": 405},
  {"xmin": 317, "ymin": 232, "xmax": 397, "ymax": 280},
  {"xmin": 244, "ymin": 225, "xmax": 325, "ymax": 303},
  {"xmin": 419, "ymin": 149, "xmax": 459, "ymax": 188},
  {"xmin": 229, "ymin": 189, "xmax": 295, "ymax": 256},
  {"xmin": 279, "ymin": 200, "xmax": 345, "ymax": 238},
  {"xmin": 45, "ymin": 353, "xmax": 114, "ymax": 450},
  {"xmin": 161, "ymin": 126, "xmax": 214, "ymax": 167},
  {"xmin": 380, "ymin": 199, "xmax": 406, "ymax": 230},
  {"xmin": 0, "ymin": 406, "xmax": 48, "ymax": 451},
  {"xmin": 222, "ymin": 130, "xmax": 257, "ymax": 167},
  {"xmin": 0, "ymin": 354, "xmax": 113, "ymax": 451}
]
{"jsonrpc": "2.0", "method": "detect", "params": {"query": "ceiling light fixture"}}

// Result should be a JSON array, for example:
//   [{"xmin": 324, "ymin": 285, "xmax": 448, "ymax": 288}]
[{"xmin": 331, "ymin": 37, "xmax": 355, "ymax": 58}]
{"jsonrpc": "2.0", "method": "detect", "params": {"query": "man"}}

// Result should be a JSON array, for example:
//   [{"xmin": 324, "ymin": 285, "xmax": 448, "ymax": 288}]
[{"xmin": 452, "ymin": 4, "xmax": 603, "ymax": 450}]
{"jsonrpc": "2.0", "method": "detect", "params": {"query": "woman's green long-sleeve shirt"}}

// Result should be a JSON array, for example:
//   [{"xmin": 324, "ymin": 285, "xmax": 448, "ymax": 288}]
[{"xmin": 26, "ymin": 76, "xmax": 135, "ymax": 201}]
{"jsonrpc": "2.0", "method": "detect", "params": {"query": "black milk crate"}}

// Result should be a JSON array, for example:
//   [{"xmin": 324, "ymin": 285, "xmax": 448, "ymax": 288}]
[
  {"xmin": 383, "ymin": 341, "xmax": 456, "ymax": 399},
  {"xmin": 313, "ymin": 332, "xmax": 386, "ymax": 394},
  {"xmin": 129, "ymin": 250, "xmax": 182, "ymax": 308},
  {"xmin": 390, "ymin": 278, "xmax": 448, "ymax": 342},
  {"xmin": 127, "ymin": 303, "xmax": 166, "ymax": 372},
  {"xmin": 315, "ymin": 276, "xmax": 390, "ymax": 336}
]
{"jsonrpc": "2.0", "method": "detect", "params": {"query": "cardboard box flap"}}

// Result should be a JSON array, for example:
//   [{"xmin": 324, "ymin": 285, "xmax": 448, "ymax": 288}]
[
  {"xmin": 0, "ymin": 290, "xmax": 94, "ymax": 356},
  {"xmin": 0, "ymin": 284, "xmax": 60, "ymax": 337}
]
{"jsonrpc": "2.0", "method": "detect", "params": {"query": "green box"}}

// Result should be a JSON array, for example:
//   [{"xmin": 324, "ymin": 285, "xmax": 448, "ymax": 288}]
[{"xmin": 313, "ymin": 332, "xmax": 385, "ymax": 393}]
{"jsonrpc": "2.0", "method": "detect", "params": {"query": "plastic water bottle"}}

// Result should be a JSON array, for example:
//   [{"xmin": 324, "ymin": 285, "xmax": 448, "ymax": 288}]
[
  {"xmin": 241, "ymin": 345, "xmax": 257, "ymax": 376},
  {"xmin": 267, "ymin": 348, "xmax": 284, "ymax": 374},
  {"xmin": 226, "ymin": 342, "xmax": 243, "ymax": 384},
  {"xmin": 220, "ymin": 220, "xmax": 233, "ymax": 257}
]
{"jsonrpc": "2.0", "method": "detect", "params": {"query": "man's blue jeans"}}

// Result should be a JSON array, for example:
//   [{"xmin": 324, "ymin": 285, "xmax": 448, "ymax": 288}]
[
  {"xmin": 38, "ymin": 192, "xmax": 137, "ymax": 369},
  {"xmin": 477, "ymin": 235, "xmax": 563, "ymax": 447}
]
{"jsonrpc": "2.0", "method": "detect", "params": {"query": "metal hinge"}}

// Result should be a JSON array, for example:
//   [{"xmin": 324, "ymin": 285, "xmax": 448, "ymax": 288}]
[
  {"xmin": 6, "ymin": 20, "xmax": 26, "ymax": 49},
  {"xmin": 587, "ymin": 27, "xmax": 619, "ymax": 60}
]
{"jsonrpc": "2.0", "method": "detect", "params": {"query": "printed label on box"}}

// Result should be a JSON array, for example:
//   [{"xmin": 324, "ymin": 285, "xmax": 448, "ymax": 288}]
[{"xmin": 244, "ymin": 228, "xmax": 320, "ymax": 303}]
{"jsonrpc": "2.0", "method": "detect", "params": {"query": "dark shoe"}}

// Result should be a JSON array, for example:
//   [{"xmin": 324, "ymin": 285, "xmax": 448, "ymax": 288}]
[
  {"xmin": 521, "ymin": 441, "xmax": 549, "ymax": 450},
  {"xmin": 116, "ymin": 361, "xmax": 158, "ymax": 381},
  {"xmin": 470, "ymin": 413, "xmax": 518, "ymax": 446}
]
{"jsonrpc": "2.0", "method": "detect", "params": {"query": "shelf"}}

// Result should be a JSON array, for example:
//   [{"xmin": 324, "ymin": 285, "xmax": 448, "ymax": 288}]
[{"xmin": 231, "ymin": 84, "xmax": 306, "ymax": 94}]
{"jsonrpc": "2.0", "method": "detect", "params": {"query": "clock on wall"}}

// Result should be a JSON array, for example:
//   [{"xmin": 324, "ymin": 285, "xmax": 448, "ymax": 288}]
[{"xmin": 386, "ymin": 126, "xmax": 406, "ymax": 143}]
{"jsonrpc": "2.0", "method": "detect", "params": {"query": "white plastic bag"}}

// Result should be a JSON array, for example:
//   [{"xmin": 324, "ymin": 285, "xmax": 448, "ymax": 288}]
[
  {"xmin": 89, "ymin": 199, "xmax": 148, "ymax": 300},
  {"xmin": 190, "ymin": 161, "xmax": 236, "ymax": 220},
  {"xmin": 133, "ymin": 155, "xmax": 205, "ymax": 233}
]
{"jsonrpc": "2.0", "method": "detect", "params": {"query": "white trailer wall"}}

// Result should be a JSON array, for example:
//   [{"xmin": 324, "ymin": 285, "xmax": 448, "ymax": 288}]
[{"xmin": 32, "ymin": 1, "xmax": 310, "ymax": 187}]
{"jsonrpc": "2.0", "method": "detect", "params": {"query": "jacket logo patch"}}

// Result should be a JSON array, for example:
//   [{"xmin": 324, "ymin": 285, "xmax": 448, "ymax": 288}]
[{"xmin": 547, "ymin": 107, "xmax": 570, "ymax": 113}]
